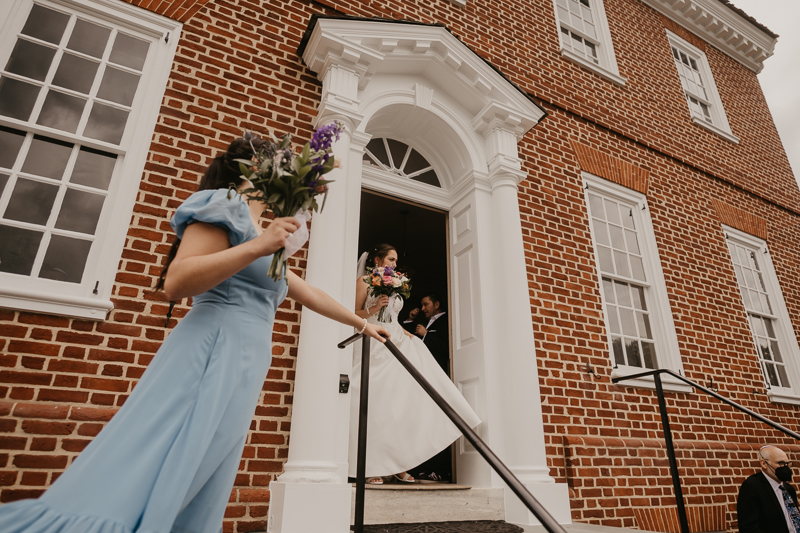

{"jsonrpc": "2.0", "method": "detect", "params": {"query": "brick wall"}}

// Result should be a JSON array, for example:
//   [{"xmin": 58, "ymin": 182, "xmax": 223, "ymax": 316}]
[{"xmin": 0, "ymin": 0, "xmax": 798, "ymax": 531}]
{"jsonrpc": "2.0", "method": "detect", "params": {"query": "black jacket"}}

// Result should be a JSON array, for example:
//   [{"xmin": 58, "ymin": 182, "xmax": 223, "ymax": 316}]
[
  {"xmin": 738, "ymin": 471, "xmax": 798, "ymax": 533},
  {"xmin": 403, "ymin": 313, "xmax": 449, "ymax": 375}
]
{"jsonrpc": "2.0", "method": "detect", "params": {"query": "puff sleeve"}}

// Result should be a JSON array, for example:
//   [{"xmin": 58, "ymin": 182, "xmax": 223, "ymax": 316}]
[{"xmin": 170, "ymin": 189, "xmax": 255, "ymax": 246}]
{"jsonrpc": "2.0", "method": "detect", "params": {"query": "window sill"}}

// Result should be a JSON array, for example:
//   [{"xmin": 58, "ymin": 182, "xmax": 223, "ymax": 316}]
[
  {"xmin": 560, "ymin": 48, "xmax": 626, "ymax": 87},
  {"xmin": 0, "ymin": 287, "xmax": 113, "ymax": 320},
  {"xmin": 767, "ymin": 390, "xmax": 800, "ymax": 407},
  {"xmin": 691, "ymin": 117, "xmax": 739, "ymax": 144},
  {"xmin": 611, "ymin": 367, "xmax": 694, "ymax": 394}
]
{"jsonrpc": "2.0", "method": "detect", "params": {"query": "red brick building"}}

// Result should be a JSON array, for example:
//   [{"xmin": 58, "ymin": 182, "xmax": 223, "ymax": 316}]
[{"xmin": 0, "ymin": 0, "xmax": 797, "ymax": 531}]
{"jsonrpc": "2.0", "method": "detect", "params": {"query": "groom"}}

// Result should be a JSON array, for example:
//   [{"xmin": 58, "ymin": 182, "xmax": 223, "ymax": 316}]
[
  {"xmin": 404, "ymin": 294, "xmax": 452, "ymax": 482},
  {"xmin": 404, "ymin": 294, "xmax": 449, "ymax": 375}
]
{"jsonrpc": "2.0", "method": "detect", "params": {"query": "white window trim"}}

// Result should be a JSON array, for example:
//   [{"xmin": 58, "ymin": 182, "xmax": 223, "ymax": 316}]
[
  {"xmin": 723, "ymin": 225, "xmax": 800, "ymax": 406},
  {"xmin": 552, "ymin": 0, "xmax": 626, "ymax": 87},
  {"xmin": 583, "ymin": 173, "xmax": 690, "ymax": 393},
  {"xmin": 666, "ymin": 30, "xmax": 739, "ymax": 144},
  {"xmin": 0, "ymin": 0, "xmax": 181, "ymax": 320}
]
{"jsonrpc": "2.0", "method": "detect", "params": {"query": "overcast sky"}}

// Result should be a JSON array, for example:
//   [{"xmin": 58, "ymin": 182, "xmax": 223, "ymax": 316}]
[{"xmin": 726, "ymin": 0, "xmax": 800, "ymax": 189}]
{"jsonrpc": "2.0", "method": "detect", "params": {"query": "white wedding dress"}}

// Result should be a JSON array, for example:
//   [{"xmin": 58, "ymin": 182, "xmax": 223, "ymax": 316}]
[{"xmin": 348, "ymin": 294, "xmax": 481, "ymax": 478}]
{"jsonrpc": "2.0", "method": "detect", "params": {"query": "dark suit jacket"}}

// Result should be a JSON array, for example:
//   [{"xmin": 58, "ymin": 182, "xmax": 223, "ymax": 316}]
[
  {"xmin": 403, "ymin": 313, "xmax": 450, "ymax": 375},
  {"xmin": 738, "ymin": 471, "xmax": 798, "ymax": 533}
]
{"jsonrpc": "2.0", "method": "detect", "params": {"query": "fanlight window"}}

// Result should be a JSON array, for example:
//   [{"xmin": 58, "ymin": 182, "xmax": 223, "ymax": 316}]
[{"xmin": 363, "ymin": 138, "xmax": 440, "ymax": 188}]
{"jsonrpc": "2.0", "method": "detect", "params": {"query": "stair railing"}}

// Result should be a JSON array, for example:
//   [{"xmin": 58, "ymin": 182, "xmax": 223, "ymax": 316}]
[
  {"xmin": 613, "ymin": 368, "xmax": 800, "ymax": 533},
  {"xmin": 339, "ymin": 333, "xmax": 567, "ymax": 533}
]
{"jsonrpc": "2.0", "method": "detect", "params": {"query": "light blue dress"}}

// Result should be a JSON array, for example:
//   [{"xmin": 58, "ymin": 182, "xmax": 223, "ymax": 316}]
[{"xmin": 0, "ymin": 189, "xmax": 286, "ymax": 533}]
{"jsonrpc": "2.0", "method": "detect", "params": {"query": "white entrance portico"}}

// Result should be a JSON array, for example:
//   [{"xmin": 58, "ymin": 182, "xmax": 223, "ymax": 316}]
[{"xmin": 268, "ymin": 16, "xmax": 571, "ymax": 532}]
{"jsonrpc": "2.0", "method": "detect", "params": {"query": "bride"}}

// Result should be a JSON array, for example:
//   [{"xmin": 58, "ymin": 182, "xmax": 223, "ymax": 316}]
[{"xmin": 349, "ymin": 244, "xmax": 481, "ymax": 484}]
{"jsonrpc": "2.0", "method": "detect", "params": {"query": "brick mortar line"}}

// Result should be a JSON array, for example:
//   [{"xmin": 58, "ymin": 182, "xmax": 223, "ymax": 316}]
[{"xmin": 531, "ymin": 96, "xmax": 800, "ymax": 221}]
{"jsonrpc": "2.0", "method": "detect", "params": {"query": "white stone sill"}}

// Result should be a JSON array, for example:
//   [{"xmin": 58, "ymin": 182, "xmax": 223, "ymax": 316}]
[
  {"xmin": 0, "ymin": 288, "xmax": 113, "ymax": 320},
  {"xmin": 691, "ymin": 116, "xmax": 740, "ymax": 144},
  {"xmin": 560, "ymin": 48, "xmax": 626, "ymax": 87}
]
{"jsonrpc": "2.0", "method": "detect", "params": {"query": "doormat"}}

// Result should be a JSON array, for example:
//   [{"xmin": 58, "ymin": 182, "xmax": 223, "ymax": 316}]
[{"xmin": 363, "ymin": 521, "xmax": 524, "ymax": 533}]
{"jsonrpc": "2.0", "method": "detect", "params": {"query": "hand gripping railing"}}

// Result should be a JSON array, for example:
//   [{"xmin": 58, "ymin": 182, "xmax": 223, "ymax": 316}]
[
  {"xmin": 612, "ymin": 368, "xmax": 800, "ymax": 533},
  {"xmin": 339, "ymin": 333, "xmax": 567, "ymax": 533}
]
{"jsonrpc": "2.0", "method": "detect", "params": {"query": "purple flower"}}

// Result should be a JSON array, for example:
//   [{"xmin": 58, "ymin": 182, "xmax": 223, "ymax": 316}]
[{"xmin": 310, "ymin": 122, "xmax": 343, "ymax": 152}]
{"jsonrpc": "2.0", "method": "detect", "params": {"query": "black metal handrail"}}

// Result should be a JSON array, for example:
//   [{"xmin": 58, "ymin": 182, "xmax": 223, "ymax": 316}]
[
  {"xmin": 613, "ymin": 368, "xmax": 800, "ymax": 533},
  {"xmin": 339, "ymin": 332, "xmax": 567, "ymax": 533}
]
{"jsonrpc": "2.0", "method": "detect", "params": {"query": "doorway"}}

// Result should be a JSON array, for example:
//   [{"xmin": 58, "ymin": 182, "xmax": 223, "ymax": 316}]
[{"xmin": 358, "ymin": 189, "xmax": 456, "ymax": 483}]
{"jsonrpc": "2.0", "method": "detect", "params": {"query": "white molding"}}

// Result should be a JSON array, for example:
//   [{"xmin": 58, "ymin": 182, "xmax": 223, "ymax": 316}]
[
  {"xmin": 723, "ymin": 226, "xmax": 800, "ymax": 399},
  {"xmin": 0, "ymin": 0, "xmax": 181, "ymax": 320},
  {"xmin": 640, "ymin": 0, "xmax": 776, "ymax": 73},
  {"xmin": 583, "ymin": 173, "xmax": 686, "ymax": 380},
  {"xmin": 611, "ymin": 367, "xmax": 694, "ymax": 394},
  {"xmin": 666, "ymin": 30, "xmax": 737, "ymax": 142}
]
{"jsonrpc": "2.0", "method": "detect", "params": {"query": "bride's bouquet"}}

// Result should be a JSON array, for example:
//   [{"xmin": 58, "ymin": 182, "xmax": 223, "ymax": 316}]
[
  {"xmin": 364, "ymin": 266, "xmax": 411, "ymax": 323},
  {"xmin": 234, "ymin": 122, "xmax": 344, "ymax": 281}
]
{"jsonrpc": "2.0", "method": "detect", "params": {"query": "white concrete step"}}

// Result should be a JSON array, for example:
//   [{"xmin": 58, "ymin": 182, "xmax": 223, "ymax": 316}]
[
  {"xmin": 522, "ymin": 524, "xmax": 660, "ymax": 533},
  {"xmin": 351, "ymin": 485, "xmax": 504, "ymax": 524}
]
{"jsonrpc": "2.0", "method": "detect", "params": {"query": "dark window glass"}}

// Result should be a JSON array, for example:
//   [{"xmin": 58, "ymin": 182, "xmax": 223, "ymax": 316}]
[
  {"xmin": 21, "ymin": 4, "xmax": 70, "ymax": 45},
  {"xmin": 55, "ymin": 188, "xmax": 105, "ymax": 234},
  {"xmin": 109, "ymin": 33, "xmax": 149, "ymax": 71},
  {"xmin": 39, "ymin": 235, "xmax": 91, "ymax": 283},
  {"xmin": 366, "ymin": 138, "xmax": 389, "ymax": 167},
  {"xmin": 67, "ymin": 19, "xmax": 110, "ymax": 58},
  {"xmin": 403, "ymin": 148, "xmax": 431, "ymax": 175},
  {"xmin": 52, "ymin": 53, "xmax": 99, "ymax": 94},
  {"xmin": 5, "ymin": 39, "xmax": 57, "ymax": 81},
  {"xmin": 83, "ymin": 103, "xmax": 128, "ymax": 144},
  {"xmin": 21, "ymin": 136, "xmax": 73, "ymax": 179},
  {"xmin": 411, "ymin": 169, "xmax": 441, "ymax": 188},
  {"xmin": 4, "ymin": 178, "xmax": 60, "ymax": 225},
  {"xmin": 386, "ymin": 138, "xmax": 407, "ymax": 169},
  {"xmin": 0, "ymin": 126, "xmax": 26, "ymax": 169},
  {"xmin": 0, "ymin": 174, "xmax": 8, "ymax": 196},
  {"xmin": 70, "ymin": 148, "xmax": 116, "ymax": 190},
  {"xmin": 0, "ymin": 225, "xmax": 43, "ymax": 275},
  {"xmin": 0, "ymin": 77, "xmax": 40, "ymax": 121},
  {"xmin": 96, "ymin": 67, "xmax": 140, "ymax": 106},
  {"xmin": 37, "ymin": 90, "xmax": 86, "ymax": 133}
]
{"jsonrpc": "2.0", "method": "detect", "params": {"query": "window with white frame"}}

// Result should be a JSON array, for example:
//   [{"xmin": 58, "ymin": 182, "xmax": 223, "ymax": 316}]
[
  {"xmin": 724, "ymin": 227, "xmax": 800, "ymax": 404},
  {"xmin": 584, "ymin": 174, "xmax": 686, "ymax": 391},
  {"xmin": 0, "ymin": 0, "xmax": 179, "ymax": 319},
  {"xmin": 666, "ymin": 31, "xmax": 738, "ymax": 143},
  {"xmin": 552, "ymin": 0, "xmax": 624, "ymax": 85}
]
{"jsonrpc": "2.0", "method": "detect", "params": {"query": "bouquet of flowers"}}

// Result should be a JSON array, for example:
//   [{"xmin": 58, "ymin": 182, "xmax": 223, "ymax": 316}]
[
  {"xmin": 234, "ymin": 122, "xmax": 344, "ymax": 281},
  {"xmin": 363, "ymin": 265, "xmax": 411, "ymax": 322}
]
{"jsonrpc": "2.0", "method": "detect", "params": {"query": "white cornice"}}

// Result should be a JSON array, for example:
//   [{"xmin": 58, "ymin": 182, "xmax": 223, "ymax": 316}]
[{"xmin": 640, "ymin": 0, "xmax": 776, "ymax": 73}]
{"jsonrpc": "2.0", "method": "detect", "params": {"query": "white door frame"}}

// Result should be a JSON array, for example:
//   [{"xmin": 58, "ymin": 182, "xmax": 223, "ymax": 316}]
[{"xmin": 269, "ymin": 17, "xmax": 571, "ymax": 532}]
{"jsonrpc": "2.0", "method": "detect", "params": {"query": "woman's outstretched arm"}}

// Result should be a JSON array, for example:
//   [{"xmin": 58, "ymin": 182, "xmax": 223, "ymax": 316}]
[
  {"xmin": 287, "ymin": 271, "xmax": 389, "ymax": 343},
  {"xmin": 163, "ymin": 217, "xmax": 299, "ymax": 301}
]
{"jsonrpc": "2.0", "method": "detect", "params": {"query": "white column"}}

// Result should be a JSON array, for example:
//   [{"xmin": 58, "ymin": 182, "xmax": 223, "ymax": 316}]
[
  {"xmin": 268, "ymin": 62, "xmax": 365, "ymax": 532},
  {"xmin": 482, "ymin": 128, "xmax": 572, "ymax": 526}
]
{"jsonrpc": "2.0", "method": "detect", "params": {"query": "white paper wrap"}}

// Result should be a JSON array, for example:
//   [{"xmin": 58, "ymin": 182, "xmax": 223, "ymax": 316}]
[{"xmin": 283, "ymin": 210, "xmax": 310, "ymax": 258}]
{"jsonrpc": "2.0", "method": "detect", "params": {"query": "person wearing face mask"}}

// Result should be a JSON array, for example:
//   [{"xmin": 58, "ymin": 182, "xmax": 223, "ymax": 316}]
[{"xmin": 738, "ymin": 445, "xmax": 800, "ymax": 533}]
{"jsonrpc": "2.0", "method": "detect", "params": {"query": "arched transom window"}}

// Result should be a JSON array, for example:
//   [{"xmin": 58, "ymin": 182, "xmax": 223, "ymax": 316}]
[{"xmin": 363, "ymin": 138, "xmax": 440, "ymax": 188}]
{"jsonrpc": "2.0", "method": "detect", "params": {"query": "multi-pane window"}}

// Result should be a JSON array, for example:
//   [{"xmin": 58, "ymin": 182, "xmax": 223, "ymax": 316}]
[
  {"xmin": 0, "ymin": 0, "xmax": 179, "ymax": 318},
  {"xmin": 671, "ymin": 46, "xmax": 712, "ymax": 124},
  {"xmin": 725, "ymin": 230, "xmax": 798, "ymax": 393},
  {"xmin": 552, "ymin": 0, "xmax": 624, "ymax": 85},
  {"xmin": 556, "ymin": 0, "xmax": 599, "ymax": 65},
  {"xmin": 588, "ymin": 192, "xmax": 657, "ymax": 369},
  {"xmin": 363, "ymin": 138, "xmax": 441, "ymax": 188},
  {"xmin": 583, "ymin": 174, "xmax": 684, "ymax": 388},
  {"xmin": 666, "ymin": 31, "xmax": 738, "ymax": 143}
]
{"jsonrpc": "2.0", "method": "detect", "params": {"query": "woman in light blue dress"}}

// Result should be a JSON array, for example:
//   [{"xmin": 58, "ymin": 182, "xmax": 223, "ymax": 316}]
[{"xmin": 0, "ymin": 138, "xmax": 388, "ymax": 533}]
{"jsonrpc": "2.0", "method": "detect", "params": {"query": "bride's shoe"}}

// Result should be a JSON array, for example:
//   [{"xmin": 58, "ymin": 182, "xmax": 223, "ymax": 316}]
[
  {"xmin": 368, "ymin": 477, "xmax": 384, "ymax": 485},
  {"xmin": 392, "ymin": 472, "xmax": 415, "ymax": 483}
]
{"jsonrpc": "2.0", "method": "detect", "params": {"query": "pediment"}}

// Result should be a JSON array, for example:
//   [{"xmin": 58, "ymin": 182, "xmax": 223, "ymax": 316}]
[{"xmin": 298, "ymin": 16, "xmax": 546, "ymax": 138}]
